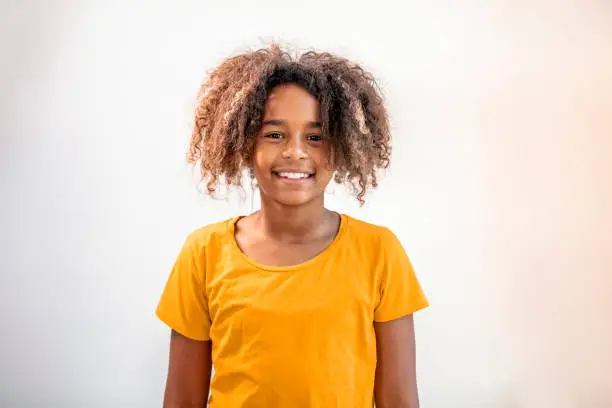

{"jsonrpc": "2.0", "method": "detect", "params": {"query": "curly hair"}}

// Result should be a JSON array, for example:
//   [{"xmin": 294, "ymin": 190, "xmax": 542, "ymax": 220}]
[{"xmin": 188, "ymin": 44, "xmax": 391, "ymax": 203}]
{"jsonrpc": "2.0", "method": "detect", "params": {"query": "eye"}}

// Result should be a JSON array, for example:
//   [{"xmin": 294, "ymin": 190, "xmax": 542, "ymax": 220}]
[
  {"xmin": 264, "ymin": 132, "xmax": 283, "ymax": 140},
  {"xmin": 307, "ymin": 134, "xmax": 323, "ymax": 142}
]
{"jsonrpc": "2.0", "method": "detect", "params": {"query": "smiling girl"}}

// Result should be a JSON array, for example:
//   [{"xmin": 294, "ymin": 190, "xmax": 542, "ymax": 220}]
[{"xmin": 156, "ymin": 44, "xmax": 429, "ymax": 408}]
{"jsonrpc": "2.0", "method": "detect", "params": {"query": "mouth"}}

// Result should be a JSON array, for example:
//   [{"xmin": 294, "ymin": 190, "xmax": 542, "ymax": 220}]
[{"xmin": 272, "ymin": 170, "xmax": 315, "ymax": 182}]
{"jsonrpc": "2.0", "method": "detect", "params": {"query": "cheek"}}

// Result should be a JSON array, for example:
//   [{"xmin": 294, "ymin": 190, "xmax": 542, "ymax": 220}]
[
  {"xmin": 313, "ymin": 150, "xmax": 335, "ymax": 181},
  {"xmin": 317, "ymin": 144, "xmax": 335, "ymax": 171},
  {"xmin": 252, "ymin": 142, "xmax": 274, "ymax": 170}
]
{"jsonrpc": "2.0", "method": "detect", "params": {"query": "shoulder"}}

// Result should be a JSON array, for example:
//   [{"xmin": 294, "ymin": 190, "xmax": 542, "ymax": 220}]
[
  {"xmin": 343, "ymin": 214, "xmax": 403, "ymax": 251},
  {"xmin": 342, "ymin": 215, "xmax": 413, "ymax": 284},
  {"xmin": 344, "ymin": 215, "xmax": 398, "ymax": 245},
  {"xmin": 182, "ymin": 217, "xmax": 237, "ymax": 254}
]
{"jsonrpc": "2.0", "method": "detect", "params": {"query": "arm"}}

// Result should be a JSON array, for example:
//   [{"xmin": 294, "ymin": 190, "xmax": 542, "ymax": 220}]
[
  {"xmin": 374, "ymin": 314, "xmax": 420, "ymax": 408},
  {"xmin": 163, "ymin": 330, "xmax": 212, "ymax": 408}
]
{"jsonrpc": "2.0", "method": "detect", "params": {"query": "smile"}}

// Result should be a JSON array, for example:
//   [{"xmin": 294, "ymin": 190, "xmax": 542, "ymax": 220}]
[{"xmin": 272, "ymin": 171, "xmax": 315, "ymax": 181}]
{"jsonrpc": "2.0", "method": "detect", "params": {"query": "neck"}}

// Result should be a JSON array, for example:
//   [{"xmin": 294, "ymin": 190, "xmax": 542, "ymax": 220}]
[{"xmin": 256, "ymin": 195, "xmax": 329, "ymax": 242}]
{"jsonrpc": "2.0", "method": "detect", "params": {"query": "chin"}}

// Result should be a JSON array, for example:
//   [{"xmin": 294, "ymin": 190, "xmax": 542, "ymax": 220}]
[
  {"xmin": 260, "ymin": 187, "xmax": 321, "ymax": 207},
  {"xmin": 273, "ymin": 192, "xmax": 319, "ymax": 207}
]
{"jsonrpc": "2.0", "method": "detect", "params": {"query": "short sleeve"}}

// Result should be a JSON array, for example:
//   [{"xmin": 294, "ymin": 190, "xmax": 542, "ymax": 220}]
[
  {"xmin": 156, "ymin": 234, "xmax": 211, "ymax": 341},
  {"xmin": 374, "ymin": 228, "xmax": 429, "ymax": 322}
]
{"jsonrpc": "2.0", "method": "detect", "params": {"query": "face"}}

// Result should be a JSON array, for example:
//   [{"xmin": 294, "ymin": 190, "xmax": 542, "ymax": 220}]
[{"xmin": 252, "ymin": 83, "xmax": 334, "ymax": 207}]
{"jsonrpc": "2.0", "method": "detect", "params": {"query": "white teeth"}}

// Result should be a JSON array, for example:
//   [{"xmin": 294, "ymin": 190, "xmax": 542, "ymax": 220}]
[{"xmin": 277, "ymin": 172, "xmax": 311, "ymax": 179}]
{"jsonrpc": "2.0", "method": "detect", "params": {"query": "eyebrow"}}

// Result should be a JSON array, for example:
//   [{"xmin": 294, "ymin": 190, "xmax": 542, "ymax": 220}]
[{"xmin": 262, "ymin": 119, "xmax": 321, "ymax": 128}]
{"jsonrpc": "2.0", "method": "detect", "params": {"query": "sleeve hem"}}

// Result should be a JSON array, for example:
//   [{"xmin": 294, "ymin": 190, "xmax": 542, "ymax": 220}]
[
  {"xmin": 155, "ymin": 307, "xmax": 211, "ymax": 342},
  {"xmin": 373, "ymin": 299, "xmax": 430, "ymax": 323}
]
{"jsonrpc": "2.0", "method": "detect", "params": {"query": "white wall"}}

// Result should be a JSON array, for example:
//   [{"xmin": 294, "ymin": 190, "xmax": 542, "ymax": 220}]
[{"xmin": 1, "ymin": 1, "xmax": 611, "ymax": 407}]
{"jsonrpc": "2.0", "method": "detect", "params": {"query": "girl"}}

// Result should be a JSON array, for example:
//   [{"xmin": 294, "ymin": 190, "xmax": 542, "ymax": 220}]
[{"xmin": 156, "ymin": 44, "xmax": 429, "ymax": 408}]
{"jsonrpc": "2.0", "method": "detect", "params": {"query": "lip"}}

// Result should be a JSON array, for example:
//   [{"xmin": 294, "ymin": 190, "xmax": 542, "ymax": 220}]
[
  {"xmin": 271, "ymin": 169, "xmax": 315, "ymax": 184},
  {"xmin": 272, "ymin": 168, "xmax": 315, "ymax": 175}
]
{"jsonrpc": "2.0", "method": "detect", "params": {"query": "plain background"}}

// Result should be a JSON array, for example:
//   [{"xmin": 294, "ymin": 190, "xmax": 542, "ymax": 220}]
[{"xmin": 1, "ymin": 1, "xmax": 611, "ymax": 407}]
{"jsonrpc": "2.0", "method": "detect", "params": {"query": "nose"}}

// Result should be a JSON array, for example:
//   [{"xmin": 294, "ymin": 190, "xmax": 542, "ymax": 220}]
[{"xmin": 281, "ymin": 135, "xmax": 308, "ymax": 160}]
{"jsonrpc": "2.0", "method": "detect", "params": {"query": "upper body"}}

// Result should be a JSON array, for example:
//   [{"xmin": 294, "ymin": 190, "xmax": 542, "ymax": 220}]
[
  {"xmin": 157, "ymin": 213, "xmax": 428, "ymax": 407},
  {"xmin": 157, "ymin": 44, "xmax": 429, "ymax": 407}
]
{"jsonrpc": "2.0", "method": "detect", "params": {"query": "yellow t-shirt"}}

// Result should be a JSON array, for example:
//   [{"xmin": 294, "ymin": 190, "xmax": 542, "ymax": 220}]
[{"xmin": 156, "ymin": 213, "xmax": 428, "ymax": 407}]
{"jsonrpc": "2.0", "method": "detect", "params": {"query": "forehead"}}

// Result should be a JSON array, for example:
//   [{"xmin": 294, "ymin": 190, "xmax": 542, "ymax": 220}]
[{"xmin": 263, "ymin": 84, "xmax": 320, "ymax": 121}]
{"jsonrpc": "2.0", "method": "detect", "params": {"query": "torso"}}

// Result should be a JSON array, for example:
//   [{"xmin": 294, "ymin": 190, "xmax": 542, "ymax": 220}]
[
  {"xmin": 204, "ymin": 214, "xmax": 385, "ymax": 407},
  {"xmin": 157, "ymin": 213, "xmax": 429, "ymax": 407}
]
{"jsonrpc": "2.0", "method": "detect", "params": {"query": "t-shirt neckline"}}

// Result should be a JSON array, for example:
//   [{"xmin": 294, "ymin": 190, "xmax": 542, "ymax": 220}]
[{"xmin": 228, "ymin": 212, "xmax": 348, "ymax": 272}]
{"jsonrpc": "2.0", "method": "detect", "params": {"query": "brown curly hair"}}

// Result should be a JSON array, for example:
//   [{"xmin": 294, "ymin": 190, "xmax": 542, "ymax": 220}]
[{"xmin": 188, "ymin": 44, "xmax": 391, "ymax": 203}]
